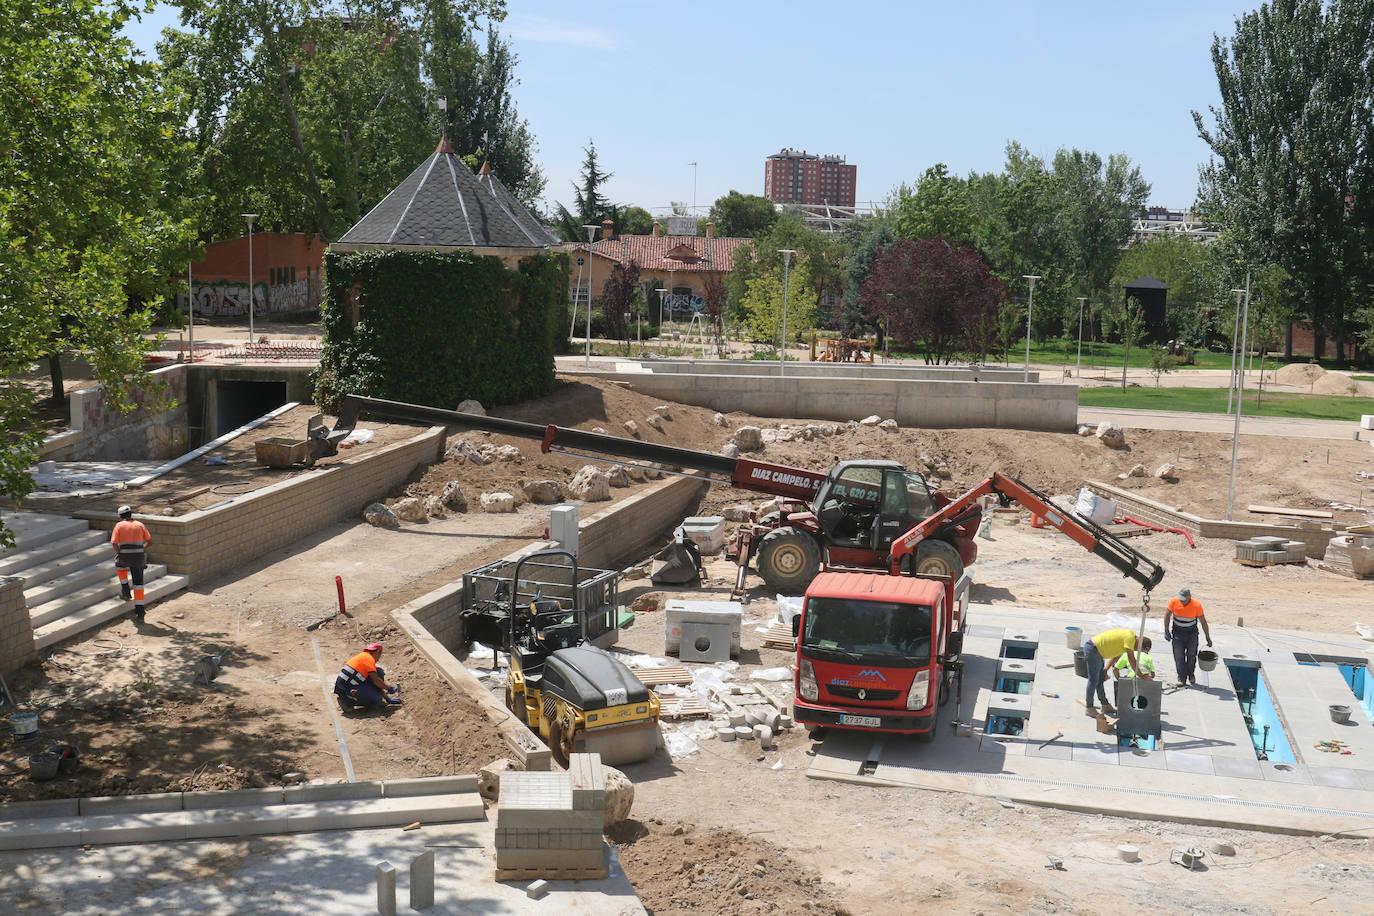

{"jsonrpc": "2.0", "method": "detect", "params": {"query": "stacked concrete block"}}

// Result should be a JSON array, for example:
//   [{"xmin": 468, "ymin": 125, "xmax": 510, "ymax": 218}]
[
  {"xmin": 494, "ymin": 754, "xmax": 606, "ymax": 880},
  {"xmin": 1322, "ymin": 535, "xmax": 1374, "ymax": 578},
  {"xmin": 665, "ymin": 600, "xmax": 742, "ymax": 658},
  {"xmin": 0, "ymin": 575, "xmax": 37, "ymax": 678},
  {"xmin": 1235, "ymin": 536, "xmax": 1307, "ymax": 565}
]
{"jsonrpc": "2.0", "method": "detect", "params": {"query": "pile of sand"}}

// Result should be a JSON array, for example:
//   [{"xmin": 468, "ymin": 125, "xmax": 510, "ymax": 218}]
[
  {"xmin": 1311, "ymin": 372, "xmax": 1374, "ymax": 397},
  {"xmin": 1274, "ymin": 362, "xmax": 1326, "ymax": 387}
]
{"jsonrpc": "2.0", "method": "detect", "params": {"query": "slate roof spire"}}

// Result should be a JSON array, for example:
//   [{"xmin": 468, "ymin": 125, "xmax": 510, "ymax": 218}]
[{"xmin": 337, "ymin": 137, "xmax": 555, "ymax": 249}]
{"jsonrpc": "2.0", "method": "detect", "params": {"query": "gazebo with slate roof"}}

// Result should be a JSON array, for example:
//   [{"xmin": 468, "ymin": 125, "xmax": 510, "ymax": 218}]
[{"xmin": 331, "ymin": 138, "xmax": 558, "ymax": 264}]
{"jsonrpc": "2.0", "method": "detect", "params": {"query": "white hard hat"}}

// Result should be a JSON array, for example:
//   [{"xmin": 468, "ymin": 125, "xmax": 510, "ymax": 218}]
[{"xmin": 117, "ymin": 505, "xmax": 133, "ymax": 518}]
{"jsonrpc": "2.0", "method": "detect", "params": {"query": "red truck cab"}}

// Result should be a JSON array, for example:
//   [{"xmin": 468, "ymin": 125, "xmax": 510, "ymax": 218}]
[{"xmin": 792, "ymin": 571, "xmax": 967, "ymax": 740}]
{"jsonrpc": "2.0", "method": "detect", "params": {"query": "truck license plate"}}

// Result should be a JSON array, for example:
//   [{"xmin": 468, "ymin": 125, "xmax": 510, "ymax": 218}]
[{"xmin": 840, "ymin": 714, "xmax": 881, "ymax": 728}]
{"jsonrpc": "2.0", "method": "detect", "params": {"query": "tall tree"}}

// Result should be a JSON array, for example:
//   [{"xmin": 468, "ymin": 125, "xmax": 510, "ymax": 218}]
[
  {"xmin": 1052, "ymin": 148, "xmax": 1151, "ymax": 298},
  {"xmin": 740, "ymin": 257, "xmax": 819, "ymax": 348},
  {"xmin": 0, "ymin": 0, "xmax": 195, "ymax": 544},
  {"xmin": 860, "ymin": 240, "xmax": 1005, "ymax": 365},
  {"xmin": 598, "ymin": 260, "xmax": 641, "ymax": 351},
  {"xmin": 893, "ymin": 165, "xmax": 978, "ymax": 247},
  {"xmin": 708, "ymin": 191, "xmax": 778, "ymax": 238},
  {"xmin": 555, "ymin": 140, "xmax": 614, "ymax": 242},
  {"xmin": 1194, "ymin": 0, "xmax": 1374, "ymax": 359}
]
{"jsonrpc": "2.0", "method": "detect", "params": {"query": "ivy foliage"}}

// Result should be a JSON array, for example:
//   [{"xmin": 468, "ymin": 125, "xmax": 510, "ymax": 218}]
[{"xmin": 314, "ymin": 248, "xmax": 568, "ymax": 411}]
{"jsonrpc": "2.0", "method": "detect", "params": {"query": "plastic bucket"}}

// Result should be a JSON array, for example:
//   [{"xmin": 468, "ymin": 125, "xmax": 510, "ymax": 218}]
[
  {"xmin": 1073, "ymin": 648, "xmax": 1088, "ymax": 679},
  {"xmin": 1330, "ymin": 704, "xmax": 1352, "ymax": 725},
  {"xmin": 1065, "ymin": 626, "xmax": 1082, "ymax": 649},
  {"xmin": 9, "ymin": 712, "xmax": 38, "ymax": 741},
  {"xmin": 28, "ymin": 752, "xmax": 60, "ymax": 782},
  {"xmin": 1197, "ymin": 650, "xmax": 1218, "ymax": 673}
]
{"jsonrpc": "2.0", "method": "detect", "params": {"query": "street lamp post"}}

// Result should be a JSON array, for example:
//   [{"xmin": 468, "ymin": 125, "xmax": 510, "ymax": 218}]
[
  {"xmin": 1076, "ymin": 297, "xmax": 1087, "ymax": 379},
  {"xmin": 1022, "ymin": 275, "xmax": 1041, "ymax": 383},
  {"xmin": 656, "ymin": 288, "xmax": 668, "ymax": 354},
  {"xmin": 583, "ymin": 225, "xmax": 598, "ymax": 368},
  {"xmin": 779, "ymin": 249, "xmax": 797, "ymax": 375},
  {"xmin": 570, "ymin": 256, "xmax": 585, "ymax": 340},
  {"xmin": 1227, "ymin": 287, "xmax": 1245, "ymax": 415},
  {"xmin": 1226, "ymin": 274, "xmax": 1252, "ymax": 520},
  {"xmin": 242, "ymin": 214, "xmax": 258, "ymax": 344},
  {"xmin": 187, "ymin": 261, "xmax": 195, "ymax": 362}
]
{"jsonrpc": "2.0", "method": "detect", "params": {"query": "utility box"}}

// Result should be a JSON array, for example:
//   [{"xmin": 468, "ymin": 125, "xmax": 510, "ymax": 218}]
[
  {"xmin": 678, "ymin": 516, "xmax": 726, "ymax": 555},
  {"xmin": 665, "ymin": 599, "xmax": 742, "ymax": 658},
  {"xmin": 1362, "ymin": 415, "xmax": 1374, "ymax": 430},
  {"xmin": 550, "ymin": 505, "xmax": 579, "ymax": 554}
]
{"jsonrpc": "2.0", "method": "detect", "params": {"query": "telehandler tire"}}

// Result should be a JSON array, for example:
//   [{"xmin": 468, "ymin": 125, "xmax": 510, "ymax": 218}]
[
  {"xmin": 914, "ymin": 539, "xmax": 963, "ymax": 580},
  {"xmin": 756, "ymin": 527, "xmax": 821, "ymax": 595}
]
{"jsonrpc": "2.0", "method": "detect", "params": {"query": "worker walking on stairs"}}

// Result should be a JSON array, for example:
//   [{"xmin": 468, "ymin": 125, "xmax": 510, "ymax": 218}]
[
  {"xmin": 110, "ymin": 505, "xmax": 151, "ymax": 623},
  {"xmin": 1164, "ymin": 587, "xmax": 1212, "ymax": 686}
]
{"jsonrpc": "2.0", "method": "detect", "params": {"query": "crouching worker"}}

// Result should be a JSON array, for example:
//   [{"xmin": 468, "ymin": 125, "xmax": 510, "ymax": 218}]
[
  {"xmin": 334, "ymin": 642, "xmax": 402, "ymax": 709},
  {"xmin": 1113, "ymin": 648, "xmax": 1157, "ymax": 680}
]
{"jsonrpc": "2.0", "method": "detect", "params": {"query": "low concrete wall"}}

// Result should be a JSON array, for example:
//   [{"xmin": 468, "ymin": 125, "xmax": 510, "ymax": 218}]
[
  {"xmin": 42, "ymin": 364, "xmax": 190, "ymax": 461},
  {"xmin": 570, "ymin": 369, "xmax": 1076, "ymax": 432},
  {"xmin": 393, "ymin": 473, "xmax": 709, "ymax": 770},
  {"xmin": 631, "ymin": 359, "xmax": 1036, "ymax": 382},
  {"xmin": 1088, "ymin": 480, "xmax": 1340, "ymax": 558},
  {"xmin": 79, "ymin": 426, "xmax": 446, "ymax": 584},
  {"xmin": 0, "ymin": 576, "xmax": 36, "ymax": 678}
]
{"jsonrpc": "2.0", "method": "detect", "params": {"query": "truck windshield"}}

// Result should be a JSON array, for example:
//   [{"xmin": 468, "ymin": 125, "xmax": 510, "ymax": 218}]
[{"xmin": 801, "ymin": 597, "xmax": 932, "ymax": 665}]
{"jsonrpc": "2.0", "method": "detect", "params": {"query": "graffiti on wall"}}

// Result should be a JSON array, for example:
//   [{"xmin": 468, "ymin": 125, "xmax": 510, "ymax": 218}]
[{"xmin": 180, "ymin": 279, "xmax": 322, "ymax": 317}]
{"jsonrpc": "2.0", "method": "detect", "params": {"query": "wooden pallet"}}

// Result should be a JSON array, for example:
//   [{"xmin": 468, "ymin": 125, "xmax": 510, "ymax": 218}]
[
  {"xmin": 1233, "ymin": 557, "xmax": 1306, "ymax": 568},
  {"xmin": 495, "ymin": 865, "xmax": 608, "ymax": 882},
  {"xmin": 630, "ymin": 665, "xmax": 694, "ymax": 687},
  {"xmin": 658, "ymin": 695, "xmax": 711, "ymax": 720},
  {"xmin": 1107, "ymin": 525, "xmax": 1155, "ymax": 539},
  {"xmin": 761, "ymin": 622, "xmax": 795, "ymax": 649}
]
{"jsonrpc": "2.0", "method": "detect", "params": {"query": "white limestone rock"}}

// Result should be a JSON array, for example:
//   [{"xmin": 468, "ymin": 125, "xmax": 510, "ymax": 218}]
[
  {"xmin": 732, "ymin": 426, "xmax": 764, "ymax": 452},
  {"xmin": 424, "ymin": 495, "xmax": 446, "ymax": 518},
  {"xmin": 1077, "ymin": 425, "xmax": 1094, "ymax": 437},
  {"xmin": 878, "ymin": 419, "xmax": 899, "ymax": 432},
  {"xmin": 480, "ymin": 492, "xmax": 517, "ymax": 513},
  {"xmin": 445, "ymin": 438, "xmax": 487, "ymax": 465},
  {"xmin": 392, "ymin": 497, "xmax": 428, "ymax": 522},
  {"xmin": 722, "ymin": 504, "xmax": 752, "ymax": 522},
  {"xmin": 521, "ymin": 479, "xmax": 564, "ymax": 504},
  {"xmin": 623, "ymin": 420, "xmax": 641, "ymax": 438},
  {"xmin": 602, "ymin": 765, "xmax": 635, "ymax": 828},
  {"xmin": 1095, "ymin": 421, "xmax": 1127, "ymax": 448},
  {"xmin": 653, "ymin": 405, "xmax": 672, "ymax": 419},
  {"xmin": 440, "ymin": 480, "xmax": 468, "ymax": 513},
  {"xmin": 860, "ymin": 415, "xmax": 882, "ymax": 426},
  {"xmin": 721, "ymin": 442, "xmax": 740, "ymax": 459},
  {"xmin": 362, "ymin": 502, "xmax": 400, "ymax": 529},
  {"xmin": 645, "ymin": 413, "xmax": 664, "ymax": 431},
  {"xmin": 713, "ymin": 412, "xmax": 729, "ymax": 428},
  {"xmin": 486, "ymin": 444, "xmax": 522, "ymax": 463},
  {"xmin": 606, "ymin": 466, "xmax": 631, "ymax": 488},
  {"xmin": 456, "ymin": 399, "xmax": 486, "ymax": 416},
  {"xmin": 1155, "ymin": 463, "xmax": 1177, "ymax": 479},
  {"xmin": 569, "ymin": 466, "xmax": 612, "ymax": 502}
]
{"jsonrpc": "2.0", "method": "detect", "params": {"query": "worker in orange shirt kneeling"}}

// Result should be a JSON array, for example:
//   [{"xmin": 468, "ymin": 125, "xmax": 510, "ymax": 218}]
[{"xmin": 334, "ymin": 642, "xmax": 402, "ymax": 709}]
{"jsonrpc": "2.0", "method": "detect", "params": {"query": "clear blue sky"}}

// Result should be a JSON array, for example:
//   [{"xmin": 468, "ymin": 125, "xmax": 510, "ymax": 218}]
[{"xmin": 125, "ymin": 1, "xmax": 1251, "ymax": 219}]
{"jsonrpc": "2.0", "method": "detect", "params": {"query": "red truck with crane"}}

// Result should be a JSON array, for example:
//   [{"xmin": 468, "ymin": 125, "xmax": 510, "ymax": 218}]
[{"xmin": 790, "ymin": 473, "xmax": 1165, "ymax": 740}]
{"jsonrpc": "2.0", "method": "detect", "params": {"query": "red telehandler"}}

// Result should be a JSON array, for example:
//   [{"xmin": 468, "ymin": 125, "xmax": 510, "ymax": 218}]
[{"xmin": 320, "ymin": 396, "xmax": 980, "ymax": 594}]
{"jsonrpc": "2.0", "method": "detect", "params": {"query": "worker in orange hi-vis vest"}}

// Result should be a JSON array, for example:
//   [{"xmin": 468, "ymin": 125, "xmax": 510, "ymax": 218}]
[
  {"xmin": 110, "ymin": 505, "xmax": 152, "ymax": 623},
  {"xmin": 1164, "ymin": 586, "xmax": 1212, "ymax": 687}
]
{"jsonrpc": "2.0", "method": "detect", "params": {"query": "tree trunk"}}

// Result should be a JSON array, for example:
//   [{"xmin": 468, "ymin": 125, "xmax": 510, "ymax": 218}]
[
  {"xmin": 47, "ymin": 352, "xmax": 66, "ymax": 405},
  {"xmin": 278, "ymin": 68, "xmax": 333, "ymax": 238},
  {"xmin": 1284, "ymin": 323, "xmax": 1293, "ymax": 359}
]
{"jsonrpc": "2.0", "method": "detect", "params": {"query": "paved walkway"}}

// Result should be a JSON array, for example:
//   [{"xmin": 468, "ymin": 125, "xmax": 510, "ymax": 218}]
[{"xmin": 808, "ymin": 605, "xmax": 1374, "ymax": 836}]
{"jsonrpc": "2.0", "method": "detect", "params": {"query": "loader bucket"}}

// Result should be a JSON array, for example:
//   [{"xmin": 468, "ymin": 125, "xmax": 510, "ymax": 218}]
[{"xmin": 575, "ymin": 719, "xmax": 660, "ymax": 766}]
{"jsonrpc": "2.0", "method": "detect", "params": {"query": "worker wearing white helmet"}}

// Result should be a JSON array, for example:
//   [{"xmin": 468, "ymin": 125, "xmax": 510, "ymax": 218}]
[{"xmin": 110, "ymin": 505, "xmax": 152, "ymax": 623}]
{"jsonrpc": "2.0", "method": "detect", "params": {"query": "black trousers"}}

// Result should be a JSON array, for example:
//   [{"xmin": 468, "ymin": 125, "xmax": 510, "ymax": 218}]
[{"xmin": 1171, "ymin": 624, "xmax": 1199, "ymax": 681}]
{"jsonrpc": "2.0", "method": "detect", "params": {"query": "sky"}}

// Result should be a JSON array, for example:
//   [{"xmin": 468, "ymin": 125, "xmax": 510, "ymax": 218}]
[{"xmin": 123, "ymin": 0, "xmax": 1253, "ymax": 220}]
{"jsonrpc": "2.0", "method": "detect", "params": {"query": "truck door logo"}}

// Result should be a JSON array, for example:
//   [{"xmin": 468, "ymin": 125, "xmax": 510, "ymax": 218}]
[{"xmin": 857, "ymin": 669, "xmax": 886, "ymax": 681}]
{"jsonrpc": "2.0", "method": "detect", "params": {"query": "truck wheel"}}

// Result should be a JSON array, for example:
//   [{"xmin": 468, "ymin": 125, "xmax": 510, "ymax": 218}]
[
  {"xmin": 916, "ymin": 703, "xmax": 939, "ymax": 743},
  {"xmin": 914, "ymin": 540, "xmax": 963, "ymax": 579},
  {"xmin": 756, "ymin": 527, "xmax": 821, "ymax": 594}
]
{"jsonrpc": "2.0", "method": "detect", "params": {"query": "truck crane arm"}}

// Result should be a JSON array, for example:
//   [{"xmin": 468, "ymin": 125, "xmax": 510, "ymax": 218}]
[
  {"xmin": 888, "ymin": 472, "xmax": 1165, "ymax": 592},
  {"xmin": 331, "ymin": 395, "xmax": 828, "ymax": 501}
]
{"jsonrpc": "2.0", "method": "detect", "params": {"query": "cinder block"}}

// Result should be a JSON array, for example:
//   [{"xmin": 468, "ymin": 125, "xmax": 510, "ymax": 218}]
[
  {"xmin": 410, "ymin": 849, "xmax": 435, "ymax": 910},
  {"xmin": 382, "ymin": 774, "xmax": 478, "ymax": 798},
  {"xmin": 377, "ymin": 861, "xmax": 397, "ymax": 916},
  {"xmin": 526, "ymin": 879, "xmax": 549, "ymax": 899},
  {"xmin": 79, "ymin": 792, "xmax": 184, "ymax": 816}
]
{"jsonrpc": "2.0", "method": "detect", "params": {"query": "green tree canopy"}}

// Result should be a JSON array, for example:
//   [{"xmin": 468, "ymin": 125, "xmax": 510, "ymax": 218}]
[
  {"xmin": 707, "ymin": 191, "xmax": 778, "ymax": 238},
  {"xmin": 0, "ymin": 0, "xmax": 195, "ymax": 543}
]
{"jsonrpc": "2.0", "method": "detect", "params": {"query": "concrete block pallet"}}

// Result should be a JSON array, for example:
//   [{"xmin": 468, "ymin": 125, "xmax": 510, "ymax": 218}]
[{"xmin": 494, "ymin": 753, "xmax": 607, "ymax": 881}]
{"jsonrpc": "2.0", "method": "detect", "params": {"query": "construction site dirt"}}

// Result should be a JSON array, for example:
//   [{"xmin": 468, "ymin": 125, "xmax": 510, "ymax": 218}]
[{"xmin": 4, "ymin": 375, "xmax": 1373, "ymax": 915}]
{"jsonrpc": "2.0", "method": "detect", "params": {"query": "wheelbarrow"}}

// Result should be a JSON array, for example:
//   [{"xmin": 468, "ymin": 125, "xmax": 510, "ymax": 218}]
[{"xmin": 255, "ymin": 414, "xmax": 331, "ymax": 468}]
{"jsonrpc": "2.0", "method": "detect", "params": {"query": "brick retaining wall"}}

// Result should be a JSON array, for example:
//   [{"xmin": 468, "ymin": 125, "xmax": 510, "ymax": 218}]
[
  {"xmin": 78, "ymin": 426, "xmax": 446, "ymax": 584},
  {"xmin": 0, "ymin": 576, "xmax": 37, "ymax": 678}
]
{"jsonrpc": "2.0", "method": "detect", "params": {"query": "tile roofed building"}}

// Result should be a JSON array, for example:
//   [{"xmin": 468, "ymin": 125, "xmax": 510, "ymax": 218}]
[
  {"xmin": 334, "ymin": 139, "xmax": 558, "ymax": 252},
  {"xmin": 587, "ymin": 234, "xmax": 751, "ymax": 274}
]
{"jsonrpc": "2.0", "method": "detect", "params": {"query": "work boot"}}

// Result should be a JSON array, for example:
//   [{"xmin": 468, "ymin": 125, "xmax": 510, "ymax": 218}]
[
  {"xmin": 120, "ymin": 584, "xmax": 132, "ymax": 600},
  {"xmin": 134, "ymin": 608, "xmax": 145, "ymax": 624},
  {"xmin": 1188, "ymin": 675, "xmax": 1198, "ymax": 686},
  {"xmin": 1100, "ymin": 703, "xmax": 1116, "ymax": 716},
  {"xmin": 1084, "ymin": 707, "xmax": 1098, "ymax": 717},
  {"xmin": 1175, "ymin": 679, "xmax": 1187, "ymax": 687}
]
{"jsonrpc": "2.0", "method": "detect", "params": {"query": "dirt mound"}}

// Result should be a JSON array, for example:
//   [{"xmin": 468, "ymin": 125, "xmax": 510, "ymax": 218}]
[
  {"xmin": 1311, "ymin": 372, "xmax": 1372, "ymax": 396},
  {"xmin": 609, "ymin": 819, "xmax": 847, "ymax": 915},
  {"xmin": 1274, "ymin": 362, "xmax": 1325, "ymax": 387}
]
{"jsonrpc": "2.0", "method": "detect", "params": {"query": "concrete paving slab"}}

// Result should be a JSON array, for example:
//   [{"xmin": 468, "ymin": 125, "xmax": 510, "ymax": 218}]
[
  {"xmin": 1308, "ymin": 767, "xmax": 1366, "ymax": 789},
  {"xmin": 1210, "ymin": 757, "xmax": 1263, "ymax": 780},
  {"xmin": 1164, "ymin": 750, "xmax": 1215, "ymax": 776},
  {"xmin": 1261, "ymin": 762, "xmax": 1313, "ymax": 785},
  {"xmin": 1071, "ymin": 741, "xmax": 1119, "ymax": 766},
  {"xmin": 981, "ymin": 734, "xmax": 1025, "ymax": 756},
  {"xmin": 0, "ymin": 820, "xmax": 644, "ymax": 914},
  {"xmin": 1264, "ymin": 662, "xmax": 1374, "ymax": 768},
  {"xmin": 1358, "ymin": 770, "xmax": 1374, "ymax": 792},
  {"xmin": 1025, "ymin": 739, "xmax": 1073, "ymax": 761},
  {"xmin": 1118, "ymin": 748, "xmax": 1168, "ymax": 770}
]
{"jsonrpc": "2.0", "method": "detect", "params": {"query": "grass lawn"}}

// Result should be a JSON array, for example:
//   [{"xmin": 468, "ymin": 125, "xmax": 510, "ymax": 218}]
[
  {"xmin": 1018, "ymin": 340, "xmax": 1239, "ymax": 370},
  {"xmin": 1077, "ymin": 385, "xmax": 1371, "ymax": 421}
]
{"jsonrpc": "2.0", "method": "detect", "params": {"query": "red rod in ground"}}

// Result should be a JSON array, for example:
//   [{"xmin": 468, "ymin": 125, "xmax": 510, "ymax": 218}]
[{"xmin": 335, "ymin": 575, "xmax": 348, "ymax": 616}]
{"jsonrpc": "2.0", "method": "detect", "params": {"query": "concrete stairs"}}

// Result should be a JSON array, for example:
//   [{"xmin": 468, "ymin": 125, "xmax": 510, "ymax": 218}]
[{"xmin": 0, "ymin": 510, "xmax": 188, "ymax": 650}]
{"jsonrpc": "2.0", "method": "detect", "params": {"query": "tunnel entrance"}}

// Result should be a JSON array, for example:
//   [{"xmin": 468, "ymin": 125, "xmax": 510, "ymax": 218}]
[{"xmin": 214, "ymin": 380, "xmax": 288, "ymax": 439}]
